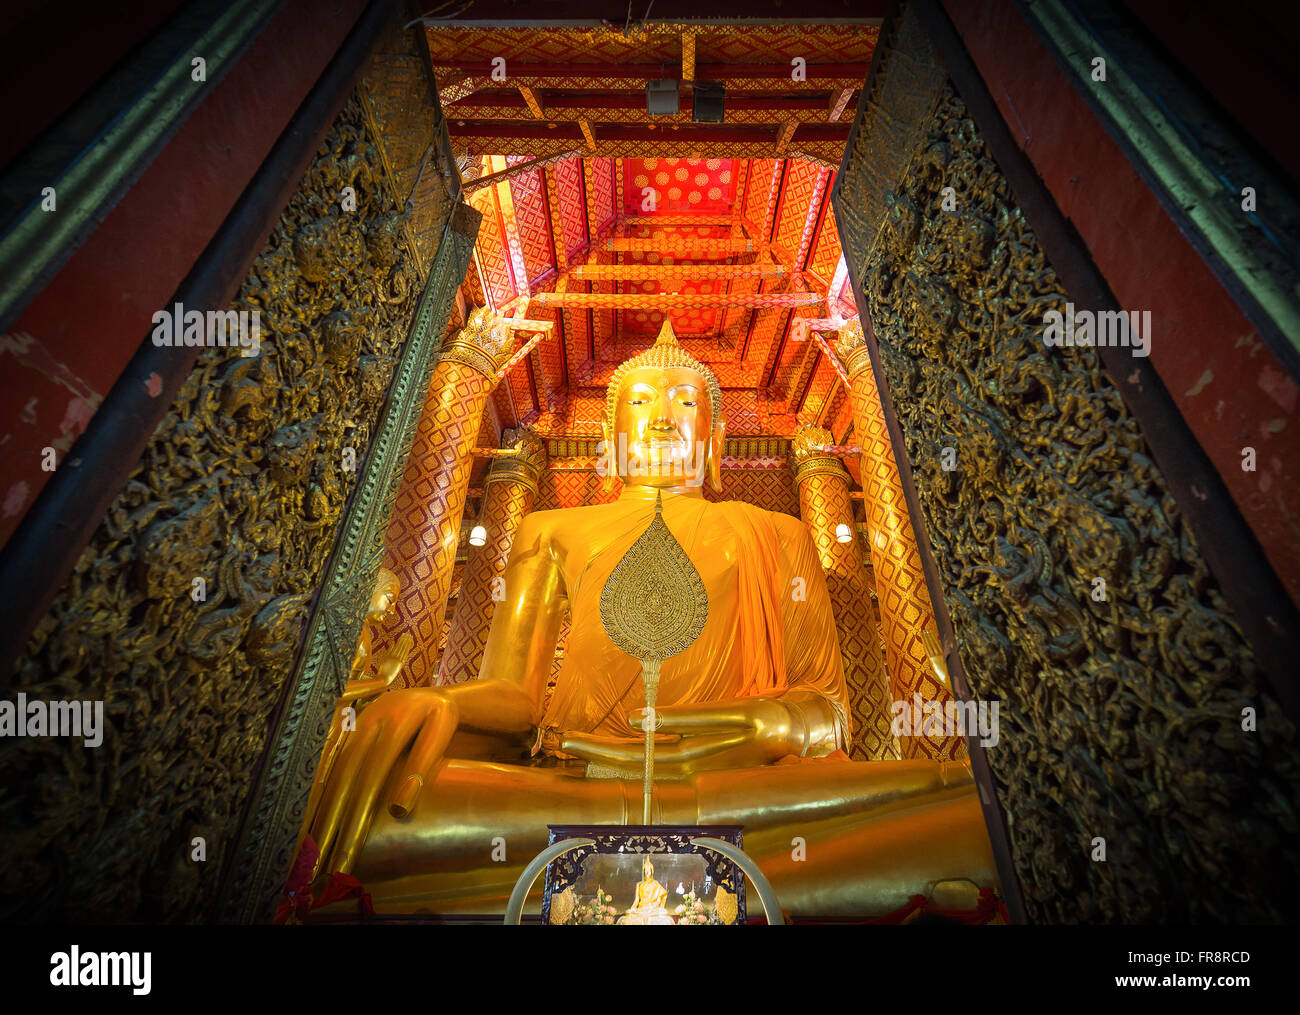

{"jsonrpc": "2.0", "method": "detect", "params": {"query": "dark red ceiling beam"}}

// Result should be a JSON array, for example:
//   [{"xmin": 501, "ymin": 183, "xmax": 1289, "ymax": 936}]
[
  {"xmin": 783, "ymin": 125, "xmax": 855, "ymax": 142},
  {"xmin": 448, "ymin": 121, "xmax": 586, "ymax": 140},
  {"xmin": 447, "ymin": 121, "xmax": 855, "ymax": 145},
  {"xmin": 599, "ymin": 123, "xmax": 850, "ymax": 143},
  {"xmin": 448, "ymin": 93, "xmax": 850, "ymax": 112},
  {"xmin": 429, "ymin": 1, "xmax": 888, "ymax": 19}
]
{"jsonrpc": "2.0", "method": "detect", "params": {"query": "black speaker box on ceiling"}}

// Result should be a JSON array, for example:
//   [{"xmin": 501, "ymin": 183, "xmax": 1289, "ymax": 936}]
[{"xmin": 691, "ymin": 82, "xmax": 725, "ymax": 123}]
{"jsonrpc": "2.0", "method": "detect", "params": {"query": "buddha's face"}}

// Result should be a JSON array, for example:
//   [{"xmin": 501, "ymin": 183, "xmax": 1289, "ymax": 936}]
[{"xmin": 609, "ymin": 366, "xmax": 723, "ymax": 490}]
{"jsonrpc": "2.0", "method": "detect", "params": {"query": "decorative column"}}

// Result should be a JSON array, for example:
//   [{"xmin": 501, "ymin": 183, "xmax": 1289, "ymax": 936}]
[
  {"xmin": 379, "ymin": 308, "xmax": 513, "ymax": 687},
  {"xmin": 436, "ymin": 427, "xmax": 547, "ymax": 685},
  {"xmin": 837, "ymin": 322, "xmax": 967, "ymax": 761},
  {"xmin": 791, "ymin": 425, "xmax": 899, "ymax": 762}
]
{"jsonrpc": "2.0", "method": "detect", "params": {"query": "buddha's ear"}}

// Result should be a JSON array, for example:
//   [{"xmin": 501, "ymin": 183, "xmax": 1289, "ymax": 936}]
[
  {"xmin": 600, "ymin": 421, "xmax": 617, "ymax": 494},
  {"xmin": 708, "ymin": 417, "xmax": 725, "ymax": 492}
]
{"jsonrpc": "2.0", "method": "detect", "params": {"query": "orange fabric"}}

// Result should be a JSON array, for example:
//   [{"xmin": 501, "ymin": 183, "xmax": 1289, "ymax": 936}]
[{"xmin": 539, "ymin": 490, "xmax": 851, "ymax": 750}]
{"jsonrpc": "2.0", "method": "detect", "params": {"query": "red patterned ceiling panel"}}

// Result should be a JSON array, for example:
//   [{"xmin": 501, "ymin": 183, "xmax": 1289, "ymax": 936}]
[
  {"xmin": 807, "ymin": 177, "xmax": 844, "ymax": 287},
  {"xmin": 509, "ymin": 169, "xmax": 555, "ymax": 285},
  {"xmin": 772, "ymin": 336, "xmax": 818, "ymax": 405},
  {"xmin": 463, "ymin": 154, "xmax": 855, "ymax": 459},
  {"xmin": 821, "ymin": 383, "xmax": 849, "ymax": 433},
  {"xmin": 492, "ymin": 378, "xmax": 519, "ymax": 430},
  {"xmin": 795, "ymin": 169, "xmax": 831, "ymax": 270},
  {"xmin": 469, "ymin": 186, "xmax": 516, "ymax": 307},
  {"xmin": 798, "ymin": 353, "xmax": 840, "ymax": 426},
  {"xmin": 506, "ymin": 358, "xmax": 535, "ymax": 418},
  {"xmin": 772, "ymin": 159, "xmax": 822, "ymax": 263},
  {"xmin": 625, "ymin": 157, "xmax": 735, "ymax": 215},
  {"xmin": 590, "ymin": 157, "xmax": 616, "ymax": 232},
  {"xmin": 744, "ymin": 159, "xmax": 779, "ymax": 236},
  {"xmin": 554, "ymin": 159, "xmax": 588, "ymax": 261},
  {"xmin": 530, "ymin": 341, "xmax": 561, "ymax": 404},
  {"xmin": 561, "ymin": 307, "xmax": 588, "ymax": 378}
]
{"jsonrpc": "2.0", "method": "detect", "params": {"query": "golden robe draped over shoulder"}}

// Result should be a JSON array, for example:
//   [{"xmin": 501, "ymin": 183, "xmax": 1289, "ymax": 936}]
[{"xmin": 537, "ymin": 493, "xmax": 851, "ymax": 754}]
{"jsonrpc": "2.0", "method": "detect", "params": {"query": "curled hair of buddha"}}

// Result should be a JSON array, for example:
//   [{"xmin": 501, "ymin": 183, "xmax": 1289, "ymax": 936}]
[{"xmin": 604, "ymin": 320, "xmax": 723, "ymax": 436}]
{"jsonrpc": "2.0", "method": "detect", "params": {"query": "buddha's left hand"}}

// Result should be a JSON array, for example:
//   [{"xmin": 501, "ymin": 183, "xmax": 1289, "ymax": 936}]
[{"xmin": 559, "ymin": 690, "xmax": 835, "ymax": 773}]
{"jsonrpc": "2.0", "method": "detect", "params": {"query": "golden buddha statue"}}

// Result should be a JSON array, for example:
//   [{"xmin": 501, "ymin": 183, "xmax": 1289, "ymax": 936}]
[
  {"xmin": 346, "ymin": 567, "xmax": 412, "ymax": 691},
  {"xmin": 300, "ymin": 568, "xmax": 412, "ymax": 848},
  {"xmin": 618, "ymin": 857, "xmax": 675, "ymax": 925},
  {"xmin": 305, "ymin": 321, "xmax": 998, "ymax": 918}
]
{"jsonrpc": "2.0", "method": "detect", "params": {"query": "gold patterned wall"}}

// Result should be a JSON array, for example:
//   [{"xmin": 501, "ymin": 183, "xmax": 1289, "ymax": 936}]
[
  {"xmin": 4, "ymin": 94, "xmax": 426, "ymax": 922},
  {"xmin": 836, "ymin": 11, "xmax": 1300, "ymax": 921}
]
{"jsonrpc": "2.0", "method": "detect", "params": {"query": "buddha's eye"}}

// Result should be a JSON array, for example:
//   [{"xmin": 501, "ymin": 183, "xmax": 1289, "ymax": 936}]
[{"xmin": 681, "ymin": 399, "xmax": 697, "ymax": 407}]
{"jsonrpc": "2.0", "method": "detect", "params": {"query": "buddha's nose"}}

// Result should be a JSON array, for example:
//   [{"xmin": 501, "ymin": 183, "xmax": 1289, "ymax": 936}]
[{"xmin": 647, "ymin": 396, "xmax": 677, "ymax": 433}]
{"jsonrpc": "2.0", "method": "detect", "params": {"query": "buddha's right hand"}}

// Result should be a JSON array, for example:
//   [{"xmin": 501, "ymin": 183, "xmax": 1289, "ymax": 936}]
[{"xmin": 308, "ymin": 686, "xmax": 459, "ymax": 878}]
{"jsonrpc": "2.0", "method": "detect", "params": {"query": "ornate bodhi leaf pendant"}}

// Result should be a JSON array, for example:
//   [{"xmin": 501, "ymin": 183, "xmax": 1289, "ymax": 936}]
[{"xmin": 599, "ymin": 492, "xmax": 709, "ymax": 663}]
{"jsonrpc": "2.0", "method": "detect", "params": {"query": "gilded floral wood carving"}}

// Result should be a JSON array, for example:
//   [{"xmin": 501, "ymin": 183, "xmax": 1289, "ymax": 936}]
[
  {"xmin": 5, "ymin": 94, "xmax": 468, "ymax": 923},
  {"xmin": 838, "ymin": 74, "xmax": 1299, "ymax": 921}
]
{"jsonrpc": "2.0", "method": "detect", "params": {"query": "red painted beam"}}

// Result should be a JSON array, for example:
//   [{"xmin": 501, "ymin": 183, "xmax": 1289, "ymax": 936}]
[
  {"xmin": 532, "ymin": 290, "xmax": 822, "ymax": 309},
  {"xmin": 447, "ymin": 121, "xmax": 585, "ymax": 139},
  {"xmin": 448, "ymin": 92, "xmax": 849, "ymax": 112},
  {"xmin": 429, "ymin": 0, "xmax": 889, "ymax": 18},
  {"xmin": 433, "ymin": 61, "xmax": 872, "ymax": 79},
  {"xmin": 447, "ymin": 121, "xmax": 847, "ymax": 146}
]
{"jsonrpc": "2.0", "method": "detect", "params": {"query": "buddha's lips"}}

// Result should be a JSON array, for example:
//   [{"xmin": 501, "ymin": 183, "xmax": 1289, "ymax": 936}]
[
  {"xmin": 639, "ymin": 438, "xmax": 685, "ymax": 455},
  {"xmin": 642, "ymin": 443, "xmax": 687, "ymax": 468}
]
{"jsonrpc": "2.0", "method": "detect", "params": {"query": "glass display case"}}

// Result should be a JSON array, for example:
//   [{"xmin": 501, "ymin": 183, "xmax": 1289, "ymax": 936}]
[{"xmin": 541, "ymin": 826, "xmax": 747, "ymax": 926}]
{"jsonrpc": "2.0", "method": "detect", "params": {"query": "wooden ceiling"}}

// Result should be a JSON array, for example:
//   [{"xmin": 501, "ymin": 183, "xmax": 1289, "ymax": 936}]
[
  {"xmin": 426, "ymin": 18, "xmax": 878, "ymax": 455},
  {"xmin": 431, "ymin": 21, "xmax": 878, "ymax": 163}
]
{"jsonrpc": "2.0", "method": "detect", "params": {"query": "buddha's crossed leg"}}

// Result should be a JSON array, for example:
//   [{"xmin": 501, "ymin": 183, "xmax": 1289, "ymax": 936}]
[{"xmin": 330, "ymin": 757, "xmax": 996, "ymax": 917}]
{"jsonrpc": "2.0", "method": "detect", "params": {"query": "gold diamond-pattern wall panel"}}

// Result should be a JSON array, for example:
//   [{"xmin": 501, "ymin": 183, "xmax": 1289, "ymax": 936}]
[
  {"xmin": 799, "ymin": 354, "xmax": 841, "ymax": 427},
  {"xmin": 535, "ymin": 464, "xmax": 622, "ymax": 510},
  {"xmin": 704, "ymin": 464, "xmax": 800, "ymax": 516},
  {"xmin": 533, "ymin": 460, "xmax": 799, "ymax": 517}
]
